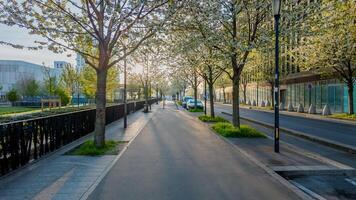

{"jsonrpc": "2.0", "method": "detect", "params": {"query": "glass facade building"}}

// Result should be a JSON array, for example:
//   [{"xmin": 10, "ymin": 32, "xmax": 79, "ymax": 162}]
[{"xmin": 235, "ymin": 79, "xmax": 356, "ymax": 114}]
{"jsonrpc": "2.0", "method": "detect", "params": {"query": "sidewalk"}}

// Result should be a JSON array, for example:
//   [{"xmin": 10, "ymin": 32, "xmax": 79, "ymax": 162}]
[
  {"xmin": 0, "ymin": 104, "xmax": 159, "ymax": 200},
  {"xmin": 88, "ymin": 102, "xmax": 300, "ymax": 200},
  {"xmin": 215, "ymin": 101, "xmax": 356, "ymax": 126}
]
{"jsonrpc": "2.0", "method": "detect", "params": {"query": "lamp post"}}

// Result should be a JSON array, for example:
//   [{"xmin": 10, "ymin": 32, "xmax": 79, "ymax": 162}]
[
  {"xmin": 204, "ymin": 79, "xmax": 207, "ymax": 115},
  {"xmin": 272, "ymin": 0, "xmax": 281, "ymax": 153},
  {"xmin": 123, "ymin": 45, "xmax": 127, "ymax": 128}
]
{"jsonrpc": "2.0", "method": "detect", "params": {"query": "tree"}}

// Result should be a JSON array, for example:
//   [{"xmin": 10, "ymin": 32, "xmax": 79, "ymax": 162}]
[
  {"xmin": 127, "ymin": 72, "xmax": 144, "ymax": 100},
  {"xmin": 60, "ymin": 64, "xmax": 80, "ymax": 100},
  {"xmin": 44, "ymin": 77, "xmax": 59, "ymax": 97},
  {"xmin": 55, "ymin": 87, "xmax": 71, "ymax": 106},
  {"xmin": 6, "ymin": 89, "xmax": 19, "ymax": 105},
  {"xmin": 1, "ymin": 0, "xmax": 176, "ymax": 147},
  {"xmin": 212, "ymin": 1, "xmax": 270, "ymax": 127},
  {"xmin": 16, "ymin": 77, "xmax": 40, "ymax": 97},
  {"xmin": 182, "ymin": 66, "xmax": 201, "ymax": 109},
  {"xmin": 80, "ymin": 65, "xmax": 120, "ymax": 102},
  {"xmin": 293, "ymin": 0, "xmax": 355, "ymax": 114},
  {"xmin": 215, "ymin": 73, "xmax": 231, "ymax": 103}
]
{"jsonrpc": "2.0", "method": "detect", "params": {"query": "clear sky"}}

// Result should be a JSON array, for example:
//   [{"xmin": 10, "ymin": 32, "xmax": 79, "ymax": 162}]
[{"xmin": 0, "ymin": 24, "xmax": 75, "ymax": 67}]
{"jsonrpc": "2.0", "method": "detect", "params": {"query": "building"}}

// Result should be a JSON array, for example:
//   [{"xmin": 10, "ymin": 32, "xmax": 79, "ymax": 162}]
[
  {"xmin": 54, "ymin": 61, "xmax": 69, "ymax": 70},
  {"xmin": 75, "ymin": 53, "xmax": 85, "ymax": 71},
  {"xmin": 214, "ymin": 0, "xmax": 355, "ymax": 114},
  {"xmin": 0, "ymin": 60, "xmax": 62, "ymax": 99}
]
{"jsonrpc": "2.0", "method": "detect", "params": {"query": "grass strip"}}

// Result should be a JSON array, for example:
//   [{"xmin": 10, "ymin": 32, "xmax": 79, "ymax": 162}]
[
  {"xmin": 198, "ymin": 115, "xmax": 228, "ymax": 123},
  {"xmin": 0, "ymin": 107, "xmax": 40, "ymax": 115},
  {"xmin": 330, "ymin": 113, "xmax": 356, "ymax": 121},
  {"xmin": 189, "ymin": 108, "xmax": 204, "ymax": 112},
  {"xmin": 68, "ymin": 140, "xmax": 127, "ymax": 156},
  {"xmin": 212, "ymin": 122, "xmax": 266, "ymax": 138}
]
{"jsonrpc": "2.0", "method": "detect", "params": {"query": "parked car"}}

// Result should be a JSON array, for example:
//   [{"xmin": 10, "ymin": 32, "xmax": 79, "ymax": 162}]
[
  {"xmin": 186, "ymin": 99, "xmax": 204, "ymax": 109},
  {"xmin": 182, "ymin": 96, "xmax": 193, "ymax": 108}
]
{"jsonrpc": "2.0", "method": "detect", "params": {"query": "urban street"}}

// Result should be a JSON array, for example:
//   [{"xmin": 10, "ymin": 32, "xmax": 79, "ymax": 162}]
[{"xmin": 0, "ymin": 0, "xmax": 355, "ymax": 200}]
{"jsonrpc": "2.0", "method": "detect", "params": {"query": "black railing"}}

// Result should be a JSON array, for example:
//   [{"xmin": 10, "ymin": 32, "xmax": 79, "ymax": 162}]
[{"xmin": 0, "ymin": 99, "xmax": 157, "ymax": 176}]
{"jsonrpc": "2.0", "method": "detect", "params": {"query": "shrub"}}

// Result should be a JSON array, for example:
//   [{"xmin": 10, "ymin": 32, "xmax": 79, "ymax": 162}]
[
  {"xmin": 198, "ymin": 115, "xmax": 228, "ymax": 123},
  {"xmin": 55, "ymin": 88, "xmax": 71, "ymax": 106},
  {"xmin": 212, "ymin": 122, "xmax": 266, "ymax": 138},
  {"xmin": 189, "ymin": 108, "xmax": 204, "ymax": 112},
  {"xmin": 176, "ymin": 101, "xmax": 182, "ymax": 106},
  {"xmin": 6, "ymin": 89, "xmax": 19, "ymax": 104}
]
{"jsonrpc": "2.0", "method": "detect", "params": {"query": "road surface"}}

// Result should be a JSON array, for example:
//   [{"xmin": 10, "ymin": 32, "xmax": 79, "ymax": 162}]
[
  {"xmin": 213, "ymin": 103, "xmax": 356, "ymax": 149},
  {"xmin": 88, "ymin": 102, "xmax": 299, "ymax": 200}
]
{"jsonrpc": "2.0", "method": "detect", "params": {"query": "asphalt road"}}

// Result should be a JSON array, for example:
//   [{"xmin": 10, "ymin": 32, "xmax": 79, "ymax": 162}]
[
  {"xmin": 88, "ymin": 102, "xmax": 299, "ymax": 200},
  {"xmin": 213, "ymin": 103, "xmax": 356, "ymax": 149}
]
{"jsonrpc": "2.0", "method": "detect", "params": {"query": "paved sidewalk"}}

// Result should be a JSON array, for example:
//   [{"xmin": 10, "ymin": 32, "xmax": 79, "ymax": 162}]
[
  {"xmin": 88, "ymin": 102, "xmax": 300, "ymax": 200},
  {"xmin": 0, "ymin": 105, "xmax": 159, "ymax": 200},
  {"xmin": 215, "ymin": 101, "xmax": 356, "ymax": 126}
]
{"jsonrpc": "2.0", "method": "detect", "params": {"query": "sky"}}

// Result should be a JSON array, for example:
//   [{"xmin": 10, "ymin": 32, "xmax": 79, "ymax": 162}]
[{"xmin": 0, "ymin": 24, "xmax": 75, "ymax": 67}]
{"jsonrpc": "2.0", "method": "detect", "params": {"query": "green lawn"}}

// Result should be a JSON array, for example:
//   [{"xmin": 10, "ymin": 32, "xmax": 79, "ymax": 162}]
[
  {"xmin": 330, "ymin": 113, "xmax": 356, "ymax": 121},
  {"xmin": 0, "ymin": 107, "xmax": 39, "ymax": 115},
  {"xmin": 212, "ymin": 122, "xmax": 266, "ymax": 138}
]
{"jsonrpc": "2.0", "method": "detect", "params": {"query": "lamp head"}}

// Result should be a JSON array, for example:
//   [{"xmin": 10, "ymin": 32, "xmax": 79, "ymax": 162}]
[{"xmin": 272, "ymin": 0, "xmax": 281, "ymax": 16}]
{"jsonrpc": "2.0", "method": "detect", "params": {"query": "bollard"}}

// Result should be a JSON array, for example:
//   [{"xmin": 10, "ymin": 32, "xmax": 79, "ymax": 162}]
[
  {"xmin": 261, "ymin": 100, "xmax": 266, "ymax": 107},
  {"xmin": 287, "ymin": 102, "xmax": 294, "ymax": 112},
  {"xmin": 297, "ymin": 103, "xmax": 304, "ymax": 113},
  {"xmin": 308, "ymin": 104, "xmax": 316, "ymax": 114},
  {"xmin": 252, "ymin": 100, "xmax": 257, "ymax": 107},
  {"xmin": 322, "ymin": 104, "xmax": 331, "ymax": 115},
  {"xmin": 279, "ymin": 102, "xmax": 284, "ymax": 110},
  {"xmin": 266, "ymin": 100, "xmax": 271, "ymax": 107}
]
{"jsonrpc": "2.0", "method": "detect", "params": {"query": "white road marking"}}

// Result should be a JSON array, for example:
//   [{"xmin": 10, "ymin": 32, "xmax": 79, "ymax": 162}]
[
  {"xmin": 345, "ymin": 178, "xmax": 356, "ymax": 186},
  {"xmin": 290, "ymin": 180, "xmax": 327, "ymax": 200}
]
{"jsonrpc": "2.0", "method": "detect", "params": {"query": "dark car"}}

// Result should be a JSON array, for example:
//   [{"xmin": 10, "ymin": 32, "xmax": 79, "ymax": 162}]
[{"xmin": 182, "ymin": 96, "xmax": 193, "ymax": 108}]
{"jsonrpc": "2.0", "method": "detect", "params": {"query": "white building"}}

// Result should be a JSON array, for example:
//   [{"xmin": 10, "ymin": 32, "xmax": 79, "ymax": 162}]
[
  {"xmin": 54, "ymin": 61, "xmax": 69, "ymax": 70},
  {"xmin": 75, "ymin": 53, "xmax": 85, "ymax": 71},
  {"xmin": 0, "ymin": 60, "xmax": 62, "ymax": 99}
]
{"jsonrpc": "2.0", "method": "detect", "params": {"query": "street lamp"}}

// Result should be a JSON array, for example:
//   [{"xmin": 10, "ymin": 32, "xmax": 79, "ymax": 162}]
[
  {"xmin": 272, "ymin": 0, "xmax": 281, "ymax": 153},
  {"xmin": 204, "ymin": 79, "xmax": 207, "ymax": 115},
  {"xmin": 123, "ymin": 45, "xmax": 127, "ymax": 128}
]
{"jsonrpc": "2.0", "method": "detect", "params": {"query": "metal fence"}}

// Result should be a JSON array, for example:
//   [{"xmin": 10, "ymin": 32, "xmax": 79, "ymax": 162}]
[{"xmin": 0, "ymin": 99, "xmax": 157, "ymax": 176}]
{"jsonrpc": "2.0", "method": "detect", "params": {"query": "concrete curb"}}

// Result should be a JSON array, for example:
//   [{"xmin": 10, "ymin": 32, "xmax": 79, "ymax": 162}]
[
  {"xmin": 221, "ymin": 111, "xmax": 356, "ymax": 154},
  {"xmin": 276, "ymin": 169, "xmax": 356, "ymax": 177},
  {"xmin": 179, "ymin": 110, "xmax": 313, "ymax": 200}
]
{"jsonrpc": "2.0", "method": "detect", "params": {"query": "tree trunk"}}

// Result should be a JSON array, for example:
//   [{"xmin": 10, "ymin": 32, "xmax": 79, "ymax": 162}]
[
  {"xmin": 270, "ymin": 82, "xmax": 274, "ymax": 108},
  {"xmin": 222, "ymin": 86, "xmax": 226, "ymax": 103},
  {"xmin": 194, "ymin": 74, "xmax": 198, "ymax": 109},
  {"xmin": 208, "ymin": 82, "xmax": 215, "ymax": 117},
  {"xmin": 194, "ymin": 86, "xmax": 198, "ymax": 109},
  {"xmin": 232, "ymin": 75, "xmax": 240, "ymax": 127},
  {"xmin": 347, "ymin": 82, "xmax": 354, "ymax": 114},
  {"xmin": 243, "ymin": 84, "xmax": 247, "ymax": 103},
  {"xmin": 256, "ymin": 82, "xmax": 259, "ymax": 106},
  {"xmin": 138, "ymin": 89, "xmax": 141, "ymax": 100},
  {"xmin": 94, "ymin": 69, "xmax": 107, "ymax": 148}
]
